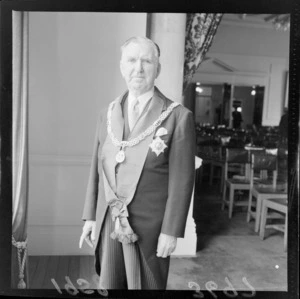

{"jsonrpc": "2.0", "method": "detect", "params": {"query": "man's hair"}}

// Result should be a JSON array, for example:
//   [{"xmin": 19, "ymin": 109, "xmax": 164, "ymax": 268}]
[{"xmin": 120, "ymin": 36, "xmax": 160, "ymax": 60}]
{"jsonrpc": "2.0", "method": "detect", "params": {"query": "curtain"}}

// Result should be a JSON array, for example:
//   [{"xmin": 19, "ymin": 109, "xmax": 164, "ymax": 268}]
[
  {"xmin": 12, "ymin": 11, "xmax": 29, "ymax": 289},
  {"xmin": 183, "ymin": 13, "xmax": 223, "ymax": 92}
]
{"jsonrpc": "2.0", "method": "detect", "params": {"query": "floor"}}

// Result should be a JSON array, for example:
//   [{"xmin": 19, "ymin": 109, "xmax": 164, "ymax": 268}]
[
  {"xmin": 28, "ymin": 176, "xmax": 287, "ymax": 291},
  {"xmin": 167, "ymin": 179, "xmax": 287, "ymax": 291}
]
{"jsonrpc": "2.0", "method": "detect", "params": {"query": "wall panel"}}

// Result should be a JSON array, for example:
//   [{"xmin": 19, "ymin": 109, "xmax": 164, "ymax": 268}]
[{"xmin": 28, "ymin": 12, "xmax": 147, "ymax": 255}]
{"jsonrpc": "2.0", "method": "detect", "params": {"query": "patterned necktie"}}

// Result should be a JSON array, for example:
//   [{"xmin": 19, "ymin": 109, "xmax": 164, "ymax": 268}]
[{"xmin": 129, "ymin": 98, "xmax": 140, "ymax": 131}]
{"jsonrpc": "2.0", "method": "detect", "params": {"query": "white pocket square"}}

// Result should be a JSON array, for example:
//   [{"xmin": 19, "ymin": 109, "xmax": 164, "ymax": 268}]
[{"xmin": 155, "ymin": 127, "xmax": 168, "ymax": 137}]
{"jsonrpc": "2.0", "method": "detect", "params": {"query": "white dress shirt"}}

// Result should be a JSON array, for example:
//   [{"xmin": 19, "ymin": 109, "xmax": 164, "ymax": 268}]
[{"xmin": 127, "ymin": 88, "xmax": 154, "ymax": 130}]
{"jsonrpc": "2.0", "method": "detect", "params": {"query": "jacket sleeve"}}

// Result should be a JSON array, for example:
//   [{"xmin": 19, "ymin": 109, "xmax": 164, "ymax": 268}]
[
  {"xmin": 81, "ymin": 113, "xmax": 102, "ymax": 221},
  {"xmin": 160, "ymin": 109, "xmax": 196, "ymax": 237}
]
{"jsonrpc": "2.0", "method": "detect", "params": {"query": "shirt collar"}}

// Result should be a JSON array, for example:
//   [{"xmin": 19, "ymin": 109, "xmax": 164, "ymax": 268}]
[{"xmin": 128, "ymin": 88, "xmax": 154, "ymax": 107}]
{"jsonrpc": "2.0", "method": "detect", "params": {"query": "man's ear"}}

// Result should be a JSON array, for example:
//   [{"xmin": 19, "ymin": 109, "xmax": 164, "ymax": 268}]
[{"xmin": 156, "ymin": 62, "xmax": 161, "ymax": 79}]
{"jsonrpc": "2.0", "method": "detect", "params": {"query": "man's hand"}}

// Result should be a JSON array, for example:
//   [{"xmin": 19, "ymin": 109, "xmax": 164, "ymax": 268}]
[
  {"xmin": 79, "ymin": 220, "xmax": 96, "ymax": 249},
  {"xmin": 156, "ymin": 233, "xmax": 177, "ymax": 258}
]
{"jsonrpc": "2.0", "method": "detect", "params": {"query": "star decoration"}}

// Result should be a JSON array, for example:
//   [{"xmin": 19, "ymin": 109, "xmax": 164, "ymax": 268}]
[{"xmin": 149, "ymin": 136, "xmax": 168, "ymax": 156}]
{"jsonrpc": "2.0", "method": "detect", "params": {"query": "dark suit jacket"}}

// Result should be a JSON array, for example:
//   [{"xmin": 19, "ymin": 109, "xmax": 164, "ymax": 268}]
[{"xmin": 82, "ymin": 86, "xmax": 195, "ymax": 280}]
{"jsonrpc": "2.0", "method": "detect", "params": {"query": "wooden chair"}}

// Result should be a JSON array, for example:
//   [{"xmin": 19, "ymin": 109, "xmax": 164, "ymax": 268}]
[
  {"xmin": 259, "ymin": 197, "xmax": 288, "ymax": 251},
  {"xmin": 197, "ymin": 145, "xmax": 223, "ymax": 192},
  {"xmin": 221, "ymin": 148, "xmax": 251, "ymax": 218},
  {"xmin": 247, "ymin": 153, "xmax": 287, "ymax": 233}
]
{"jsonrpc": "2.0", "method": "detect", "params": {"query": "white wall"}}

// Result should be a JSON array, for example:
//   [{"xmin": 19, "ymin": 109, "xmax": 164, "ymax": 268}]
[
  {"xmin": 194, "ymin": 18, "xmax": 290, "ymax": 126},
  {"xmin": 28, "ymin": 12, "xmax": 147, "ymax": 255}
]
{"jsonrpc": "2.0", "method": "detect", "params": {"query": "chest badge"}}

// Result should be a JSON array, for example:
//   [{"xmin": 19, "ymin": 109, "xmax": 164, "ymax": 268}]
[{"xmin": 149, "ymin": 136, "xmax": 167, "ymax": 156}]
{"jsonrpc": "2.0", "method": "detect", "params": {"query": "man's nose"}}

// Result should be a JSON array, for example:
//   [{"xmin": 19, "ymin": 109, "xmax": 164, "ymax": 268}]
[{"xmin": 134, "ymin": 60, "xmax": 143, "ymax": 73}]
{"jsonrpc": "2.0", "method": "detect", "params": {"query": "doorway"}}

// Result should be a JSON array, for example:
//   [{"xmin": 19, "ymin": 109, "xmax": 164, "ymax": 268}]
[{"xmin": 192, "ymin": 82, "xmax": 265, "ymax": 129}]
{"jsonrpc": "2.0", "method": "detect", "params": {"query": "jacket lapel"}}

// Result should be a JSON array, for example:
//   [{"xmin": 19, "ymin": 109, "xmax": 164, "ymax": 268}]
[{"xmin": 110, "ymin": 91, "xmax": 128, "ymax": 142}]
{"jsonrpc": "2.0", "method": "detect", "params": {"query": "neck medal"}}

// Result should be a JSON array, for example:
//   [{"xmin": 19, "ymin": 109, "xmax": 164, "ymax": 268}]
[{"xmin": 116, "ymin": 147, "xmax": 125, "ymax": 163}]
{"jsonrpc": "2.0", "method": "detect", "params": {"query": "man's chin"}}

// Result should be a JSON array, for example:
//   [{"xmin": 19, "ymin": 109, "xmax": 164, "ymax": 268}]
[{"xmin": 129, "ymin": 85, "xmax": 147, "ymax": 95}]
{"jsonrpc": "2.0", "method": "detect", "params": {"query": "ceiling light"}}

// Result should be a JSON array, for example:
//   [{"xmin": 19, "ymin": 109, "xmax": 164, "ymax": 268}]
[{"xmin": 196, "ymin": 87, "xmax": 203, "ymax": 93}]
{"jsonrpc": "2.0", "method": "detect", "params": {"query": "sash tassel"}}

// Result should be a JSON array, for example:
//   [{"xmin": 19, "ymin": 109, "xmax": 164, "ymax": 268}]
[
  {"xmin": 108, "ymin": 198, "xmax": 139, "ymax": 244},
  {"xmin": 110, "ymin": 216, "xmax": 139, "ymax": 244}
]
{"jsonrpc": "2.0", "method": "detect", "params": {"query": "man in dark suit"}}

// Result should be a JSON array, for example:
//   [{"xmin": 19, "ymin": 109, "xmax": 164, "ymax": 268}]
[
  {"xmin": 79, "ymin": 36, "xmax": 195, "ymax": 289},
  {"xmin": 232, "ymin": 107, "xmax": 243, "ymax": 129}
]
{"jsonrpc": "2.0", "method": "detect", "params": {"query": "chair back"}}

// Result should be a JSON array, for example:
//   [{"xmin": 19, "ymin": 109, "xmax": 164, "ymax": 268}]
[
  {"xmin": 224, "ymin": 148, "xmax": 249, "ymax": 181},
  {"xmin": 247, "ymin": 148, "xmax": 265, "ymax": 156},
  {"xmin": 197, "ymin": 145, "xmax": 212, "ymax": 161},
  {"xmin": 227, "ymin": 148, "xmax": 249, "ymax": 164},
  {"xmin": 251, "ymin": 153, "xmax": 277, "ymax": 171},
  {"xmin": 209, "ymin": 146, "xmax": 223, "ymax": 161},
  {"xmin": 250, "ymin": 153, "xmax": 278, "ymax": 188}
]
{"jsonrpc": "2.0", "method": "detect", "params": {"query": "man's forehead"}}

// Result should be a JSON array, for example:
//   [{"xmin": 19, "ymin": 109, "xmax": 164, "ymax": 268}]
[{"xmin": 122, "ymin": 42, "xmax": 155, "ymax": 56}]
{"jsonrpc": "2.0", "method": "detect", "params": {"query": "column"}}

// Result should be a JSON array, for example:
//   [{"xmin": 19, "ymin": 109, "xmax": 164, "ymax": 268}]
[
  {"xmin": 147, "ymin": 13, "xmax": 186, "ymax": 104},
  {"xmin": 148, "ymin": 13, "xmax": 197, "ymax": 257}
]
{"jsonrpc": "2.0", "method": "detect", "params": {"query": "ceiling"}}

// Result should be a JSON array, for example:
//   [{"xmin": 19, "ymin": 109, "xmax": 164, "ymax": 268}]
[{"xmin": 221, "ymin": 14, "xmax": 290, "ymax": 31}]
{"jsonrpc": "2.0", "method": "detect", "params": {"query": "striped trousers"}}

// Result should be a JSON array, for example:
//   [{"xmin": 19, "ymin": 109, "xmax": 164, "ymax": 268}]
[{"xmin": 97, "ymin": 212, "xmax": 159, "ymax": 289}]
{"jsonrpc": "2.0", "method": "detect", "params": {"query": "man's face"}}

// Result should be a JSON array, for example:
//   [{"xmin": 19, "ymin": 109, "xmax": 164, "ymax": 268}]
[{"xmin": 120, "ymin": 42, "xmax": 161, "ymax": 96}]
